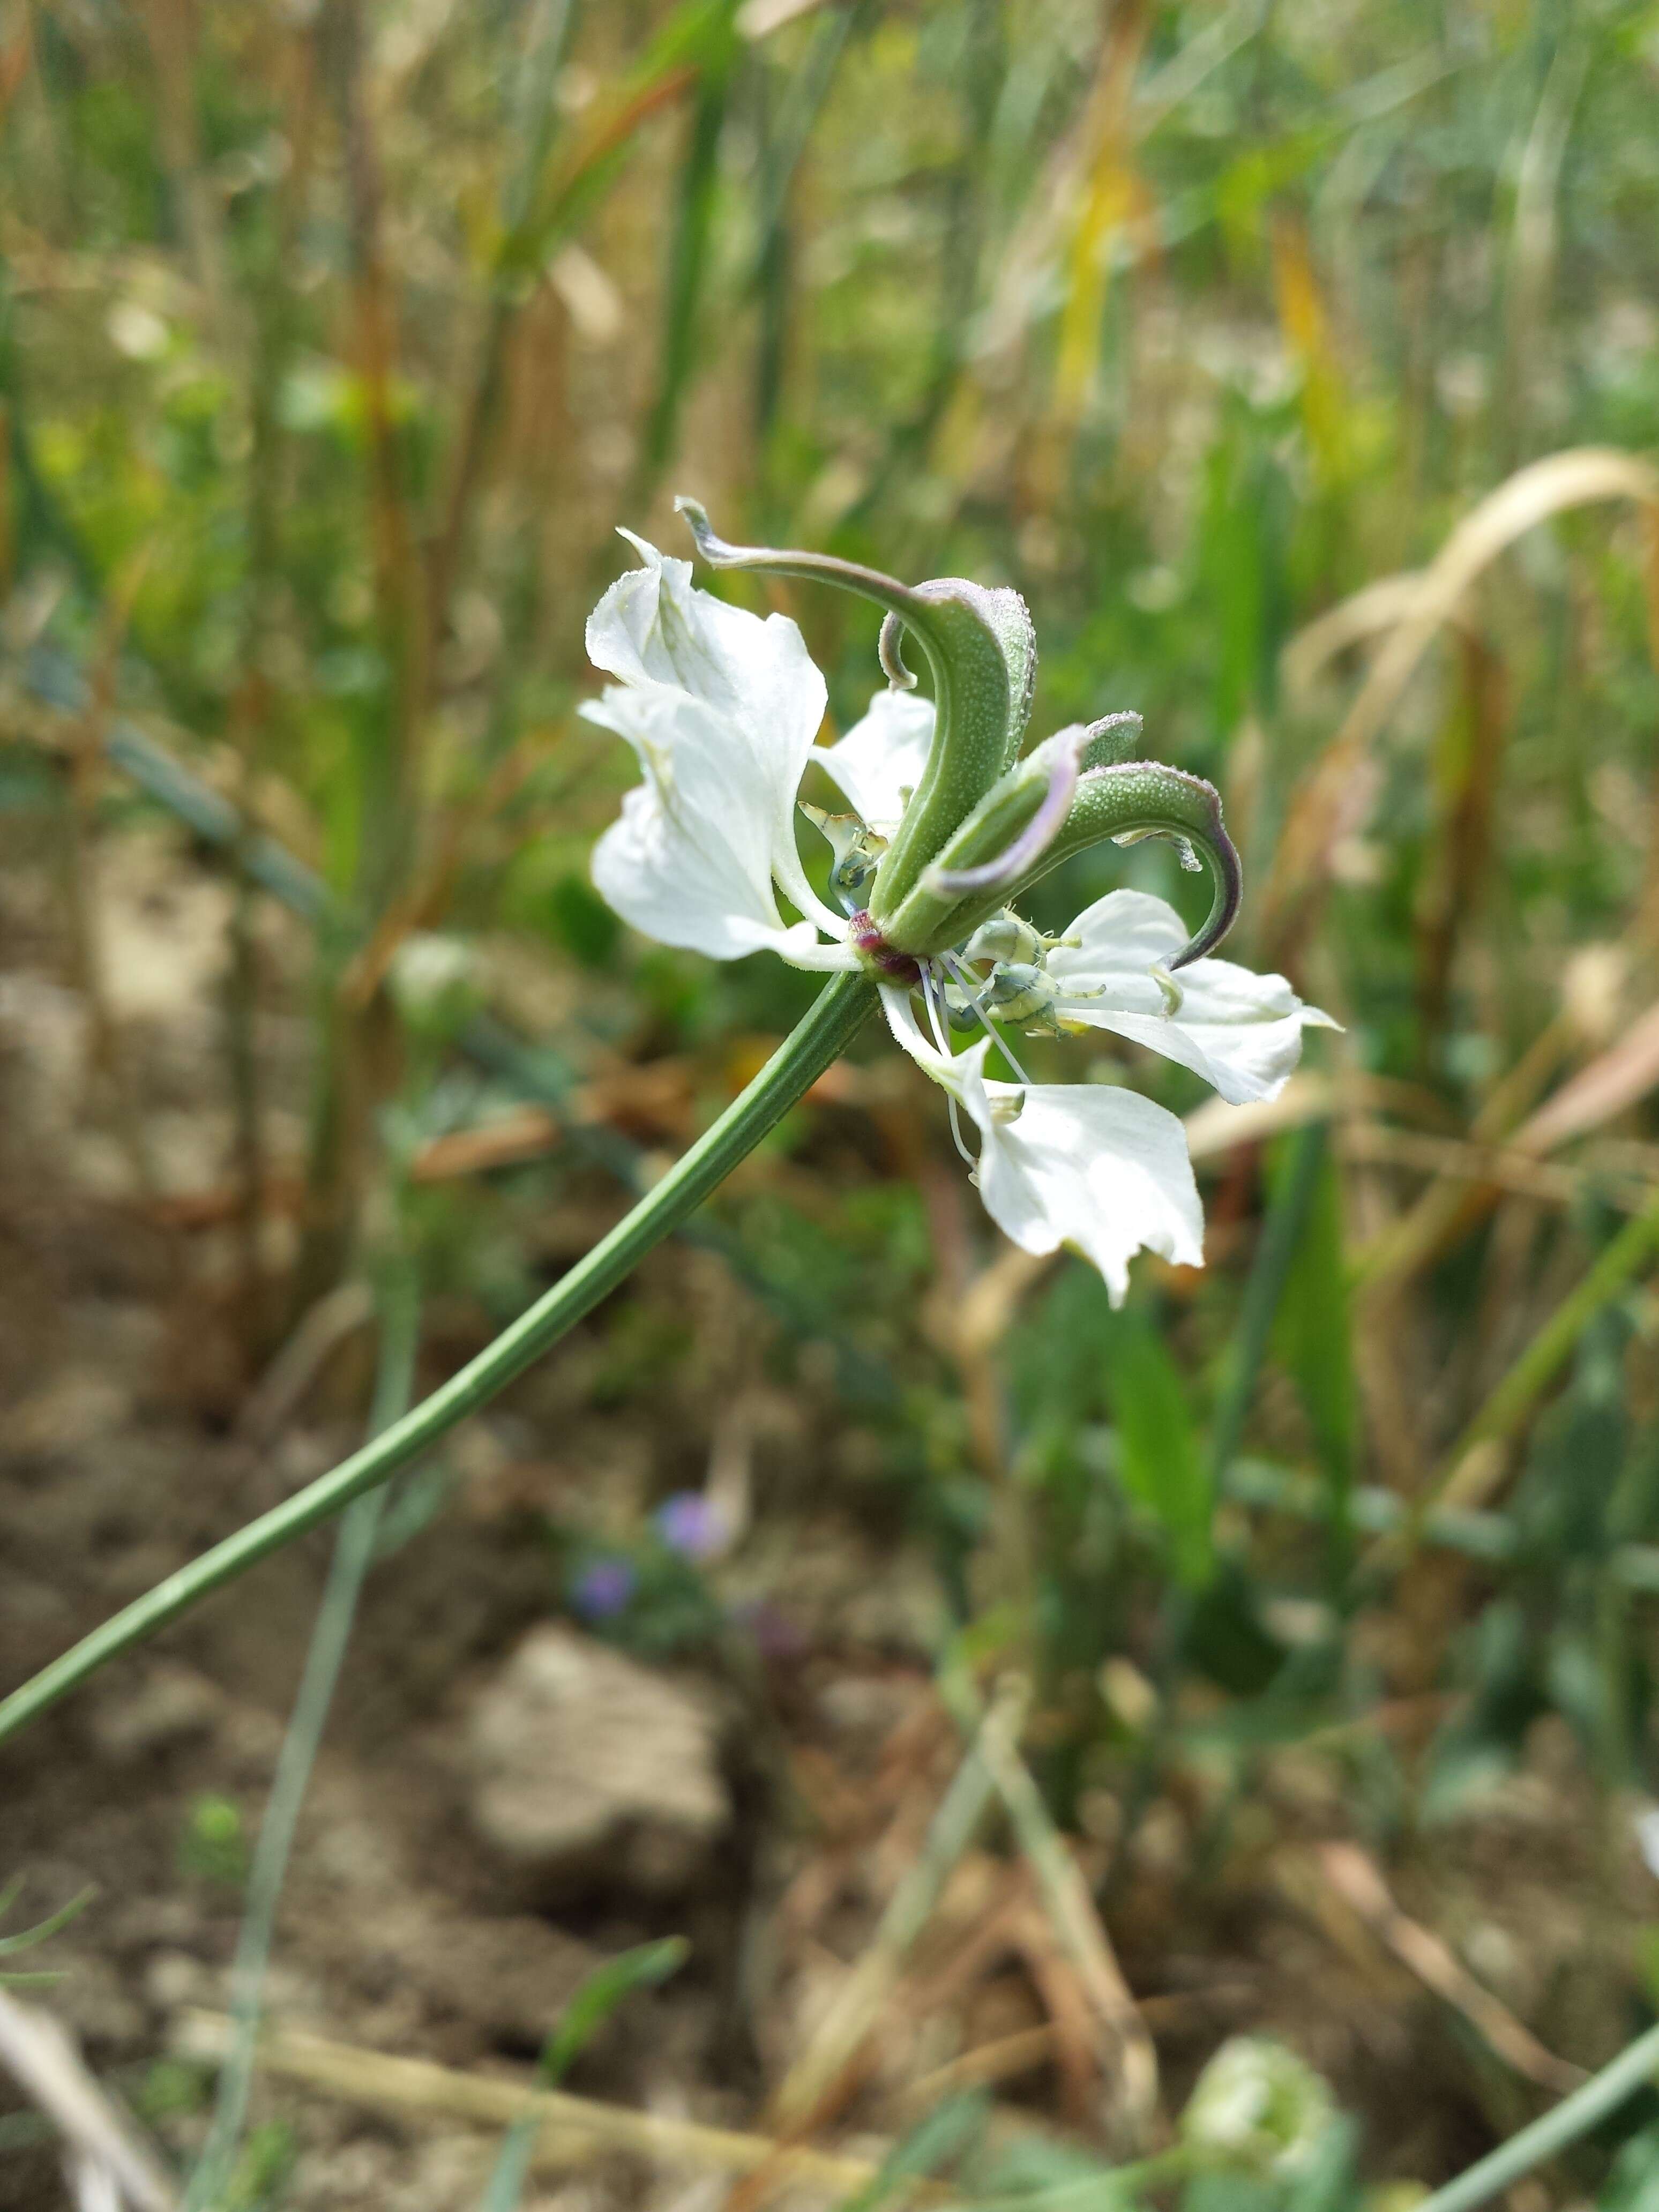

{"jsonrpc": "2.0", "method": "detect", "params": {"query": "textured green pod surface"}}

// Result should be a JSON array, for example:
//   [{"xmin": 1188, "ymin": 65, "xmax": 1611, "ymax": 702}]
[
  {"xmin": 672, "ymin": 499, "xmax": 1033, "ymax": 916},
  {"xmin": 916, "ymin": 758, "xmax": 1243, "ymax": 969},
  {"xmin": 869, "ymin": 576, "xmax": 1035, "ymax": 916},
  {"xmin": 879, "ymin": 713, "xmax": 1147, "ymax": 953}
]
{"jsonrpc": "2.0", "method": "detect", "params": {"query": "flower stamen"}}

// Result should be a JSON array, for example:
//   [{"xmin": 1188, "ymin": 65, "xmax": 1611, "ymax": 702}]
[
  {"xmin": 921, "ymin": 969, "xmax": 979, "ymax": 1167},
  {"xmin": 938, "ymin": 949, "xmax": 1037, "ymax": 1088}
]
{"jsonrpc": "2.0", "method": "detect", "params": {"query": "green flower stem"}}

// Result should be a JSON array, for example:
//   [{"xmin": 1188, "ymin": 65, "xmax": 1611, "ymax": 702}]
[
  {"xmin": 1415, "ymin": 2019, "xmax": 1659, "ymax": 2212},
  {"xmin": 0, "ymin": 972, "xmax": 877, "ymax": 1748}
]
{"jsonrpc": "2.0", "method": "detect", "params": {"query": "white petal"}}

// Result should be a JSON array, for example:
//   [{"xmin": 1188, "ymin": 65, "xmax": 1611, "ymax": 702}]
[
  {"xmin": 587, "ymin": 534, "xmax": 822, "ymax": 749},
  {"xmin": 817, "ymin": 688, "xmax": 936, "ymax": 834},
  {"xmin": 1048, "ymin": 889, "xmax": 1337, "ymax": 1106},
  {"xmin": 880, "ymin": 981, "xmax": 1202, "ymax": 1304},
  {"xmin": 585, "ymin": 689, "xmax": 853, "ymax": 970},
  {"xmin": 879, "ymin": 978, "xmax": 957, "ymax": 1075},
  {"xmin": 586, "ymin": 535, "xmax": 848, "ymax": 952},
  {"xmin": 961, "ymin": 1070, "xmax": 1204, "ymax": 1306}
]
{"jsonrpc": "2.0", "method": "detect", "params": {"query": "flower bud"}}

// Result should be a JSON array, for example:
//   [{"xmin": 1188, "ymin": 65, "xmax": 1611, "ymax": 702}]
[
  {"xmin": 389, "ymin": 932, "xmax": 481, "ymax": 1040},
  {"xmin": 1180, "ymin": 2036, "xmax": 1335, "ymax": 2178}
]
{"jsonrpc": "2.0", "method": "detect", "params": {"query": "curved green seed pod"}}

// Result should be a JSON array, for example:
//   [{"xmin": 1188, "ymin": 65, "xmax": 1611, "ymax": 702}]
[
  {"xmin": 1020, "ymin": 761, "xmax": 1242, "ymax": 969},
  {"xmin": 674, "ymin": 498, "xmax": 1034, "ymax": 915},
  {"xmin": 878, "ymin": 712, "xmax": 1142, "ymax": 953},
  {"xmin": 893, "ymin": 756, "xmax": 1242, "ymax": 970}
]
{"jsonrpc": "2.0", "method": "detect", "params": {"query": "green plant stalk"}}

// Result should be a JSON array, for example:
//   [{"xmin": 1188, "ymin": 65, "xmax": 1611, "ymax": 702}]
[
  {"xmin": 1208, "ymin": 1120, "xmax": 1332, "ymax": 1481},
  {"xmin": 0, "ymin": 973, "xmax": 877, "ymax": 1747},
  {"xmin": 1396, "ymin": 1194, "xmax": 1659, "ymax": 1554},
  {"xmin": 1414, "ymin": 2018, "xmax": 1659, "ymax": 2212},
  {"xmin": 184, "ymin": 1259, "xmax": 421, "ymax": 2212},
  {"xmin": 1443, "ymin": 1194, "xmax": 1659, "ymax": 1472}
]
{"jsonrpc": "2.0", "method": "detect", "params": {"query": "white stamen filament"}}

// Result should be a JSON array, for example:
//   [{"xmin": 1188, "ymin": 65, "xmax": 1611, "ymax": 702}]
[
  {"xmin": 938, "ymin": 949, "xmax": 1037, "ymax": 1089},
  {"xmin": 921, "ymin": 968, "xmax": 978, "ymax": 1168}
]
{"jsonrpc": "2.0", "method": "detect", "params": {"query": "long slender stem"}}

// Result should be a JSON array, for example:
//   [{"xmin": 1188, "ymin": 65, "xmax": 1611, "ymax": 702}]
[
  {"xmin": 1414, "ymin": 2020, "xmax": 1659, "ymax": 2212},
  {"xmin": 0, "ymin": 973, "xmax": 875, "ymax": 1747},
  {"xmin": 183, "ymin": 1260, "xmax": 421, "ymax": 2211},
  {"xmin": 1432, "ymin": 1194, "xmax": 1659, "ymax": 1494}
]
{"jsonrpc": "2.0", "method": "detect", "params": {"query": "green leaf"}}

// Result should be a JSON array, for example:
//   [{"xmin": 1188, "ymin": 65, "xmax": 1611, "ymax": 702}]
[
  {"xmin": 1109, "ymin": 1319, "xmax": 1214, "ymax": 1589},
  {"xmin": 836, "ymin": 2092, "xmax": 986, "ymax": 2212},
  {"xmin": 539, "ymin": 1937, "xmax": 688, "ymax": 2086},
  {"xmin": 1182, "ymin": 2176, "xmax": 1277, "ymax": 2212},
  {"xmin": 1271, "ymin": 1144, "xmax": 1354, "ymax": 1474},
  {"xmin": 1597, "ymin": 2118, "xmax": 1659, "ymax": 2209},
  {"xmin": 545, "ymin": 872, "xmax": 621, "ymax": 969},
  {"xmin": 479, "ymin": 1939, "xmax": 689, "ymax": 2212},
  {"xmin": 0, "ymin": 1881, "xmax": 95, "ymax": 1957}
]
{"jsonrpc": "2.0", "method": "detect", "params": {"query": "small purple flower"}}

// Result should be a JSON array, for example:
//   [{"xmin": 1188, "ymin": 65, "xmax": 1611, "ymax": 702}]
[
  {"xmin": 653, "ymin": 1490, "xmax": 729, "ymax": 1563},
  {"xmin": 570, "ymin": 1556, "xmax": 637, "ymax": 1620}
]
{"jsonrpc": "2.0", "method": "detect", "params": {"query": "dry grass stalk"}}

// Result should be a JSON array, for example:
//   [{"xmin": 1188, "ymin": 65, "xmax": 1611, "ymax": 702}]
[
  {"xmin": 178, "ymin": 2012, "xmax": 898, "ymax": 2203},
  {"xmin": 767, "ymin": 1680, "xmax": 1029, "ymax": 2134},
  {"xmin": 1264, "ymin": 446, "xmax": 1659, "ymax": 963},
  {"xmin": 1313, "ymin": 1844, "xmax": 1583, "ymax": 2096},
  {"xmin": 0, "ymin": 1990, "xmax": 175, "ymax": 2211},
  {"xmin": 1514, "ymin": 998, "xmax": 1659, "ymax": 1156},
  {"xmin": 1337, "ymin": 1123, "xmax": 1654, "ymax": 1209},
  {"xmin": 235, "ymin": 1282, "xmax": 377, "ymax": 1445},
  {"xmin": 967, "ymin": 1688, "xmax": 1160, "ymax": 2148},
  {"xmin": 1356, "ymin": 1019, "xmax": 1575, "ymax": 1289},
  {"xmin": 896, "ymin": 1983, "xmax": 1259, "ymax": 2116}
]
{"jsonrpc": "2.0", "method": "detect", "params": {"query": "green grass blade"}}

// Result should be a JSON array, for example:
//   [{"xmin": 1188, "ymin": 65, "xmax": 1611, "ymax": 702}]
[
  {"xmin": 1208, "ymin": 1120, "xmax": 1332, "ymax": 1483},
  {"xmin": 479, "ymin": 1939, "xmax": 689, "ymax": 2212},
  {"xmin": 1415, "ymin": 2020, "xmax": 1659, "ymax": 2212},
  {"xmin": 638, "ymin": 2, "xmax": 739, "ymax": 487},
  {"xmin": 182, "ymin": 1261, "xmax": 422, "ymax": 2212},
  {"xmin": 1269, "ymin": 1132, "xmax": 1356, "ymax": 1578},
  {"xmin": 0, "ymin": 1886, "xmax": 95, "ymax": 1959},
  {"xmin": 1110, "ymin": 1317, "xmax": 1213, "ymax": 1590}
]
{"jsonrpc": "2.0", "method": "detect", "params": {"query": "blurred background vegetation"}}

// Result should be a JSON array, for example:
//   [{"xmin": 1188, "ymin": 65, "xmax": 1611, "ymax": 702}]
[{"xmin": 6, "ymin": 0, "xmax": 1659, "ymax": 2204}]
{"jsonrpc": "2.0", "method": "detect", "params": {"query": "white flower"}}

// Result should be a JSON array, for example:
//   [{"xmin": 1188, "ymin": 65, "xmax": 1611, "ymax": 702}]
[
  {"xmin": 1179, "ymin": 2037, "xmax": 1336, "ymax": 2178},
  {"xmin": 581, "ymin": 533, "xmax": 856, "ymax": 970},
  {"xmin": 816, "ymin": 687, "xmax": 936, "ymax": 836},
  {"xmin": 1046, "ymin": 889, "xmax": 1337, "ymax": 1107},
  {"xmin": 584, "ymin": 528, "xmax": 1332, "ymax": 1302},
  {"xmin": 880, "ymin": 989, "xmax": 1202, "ymax": 1305}
]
